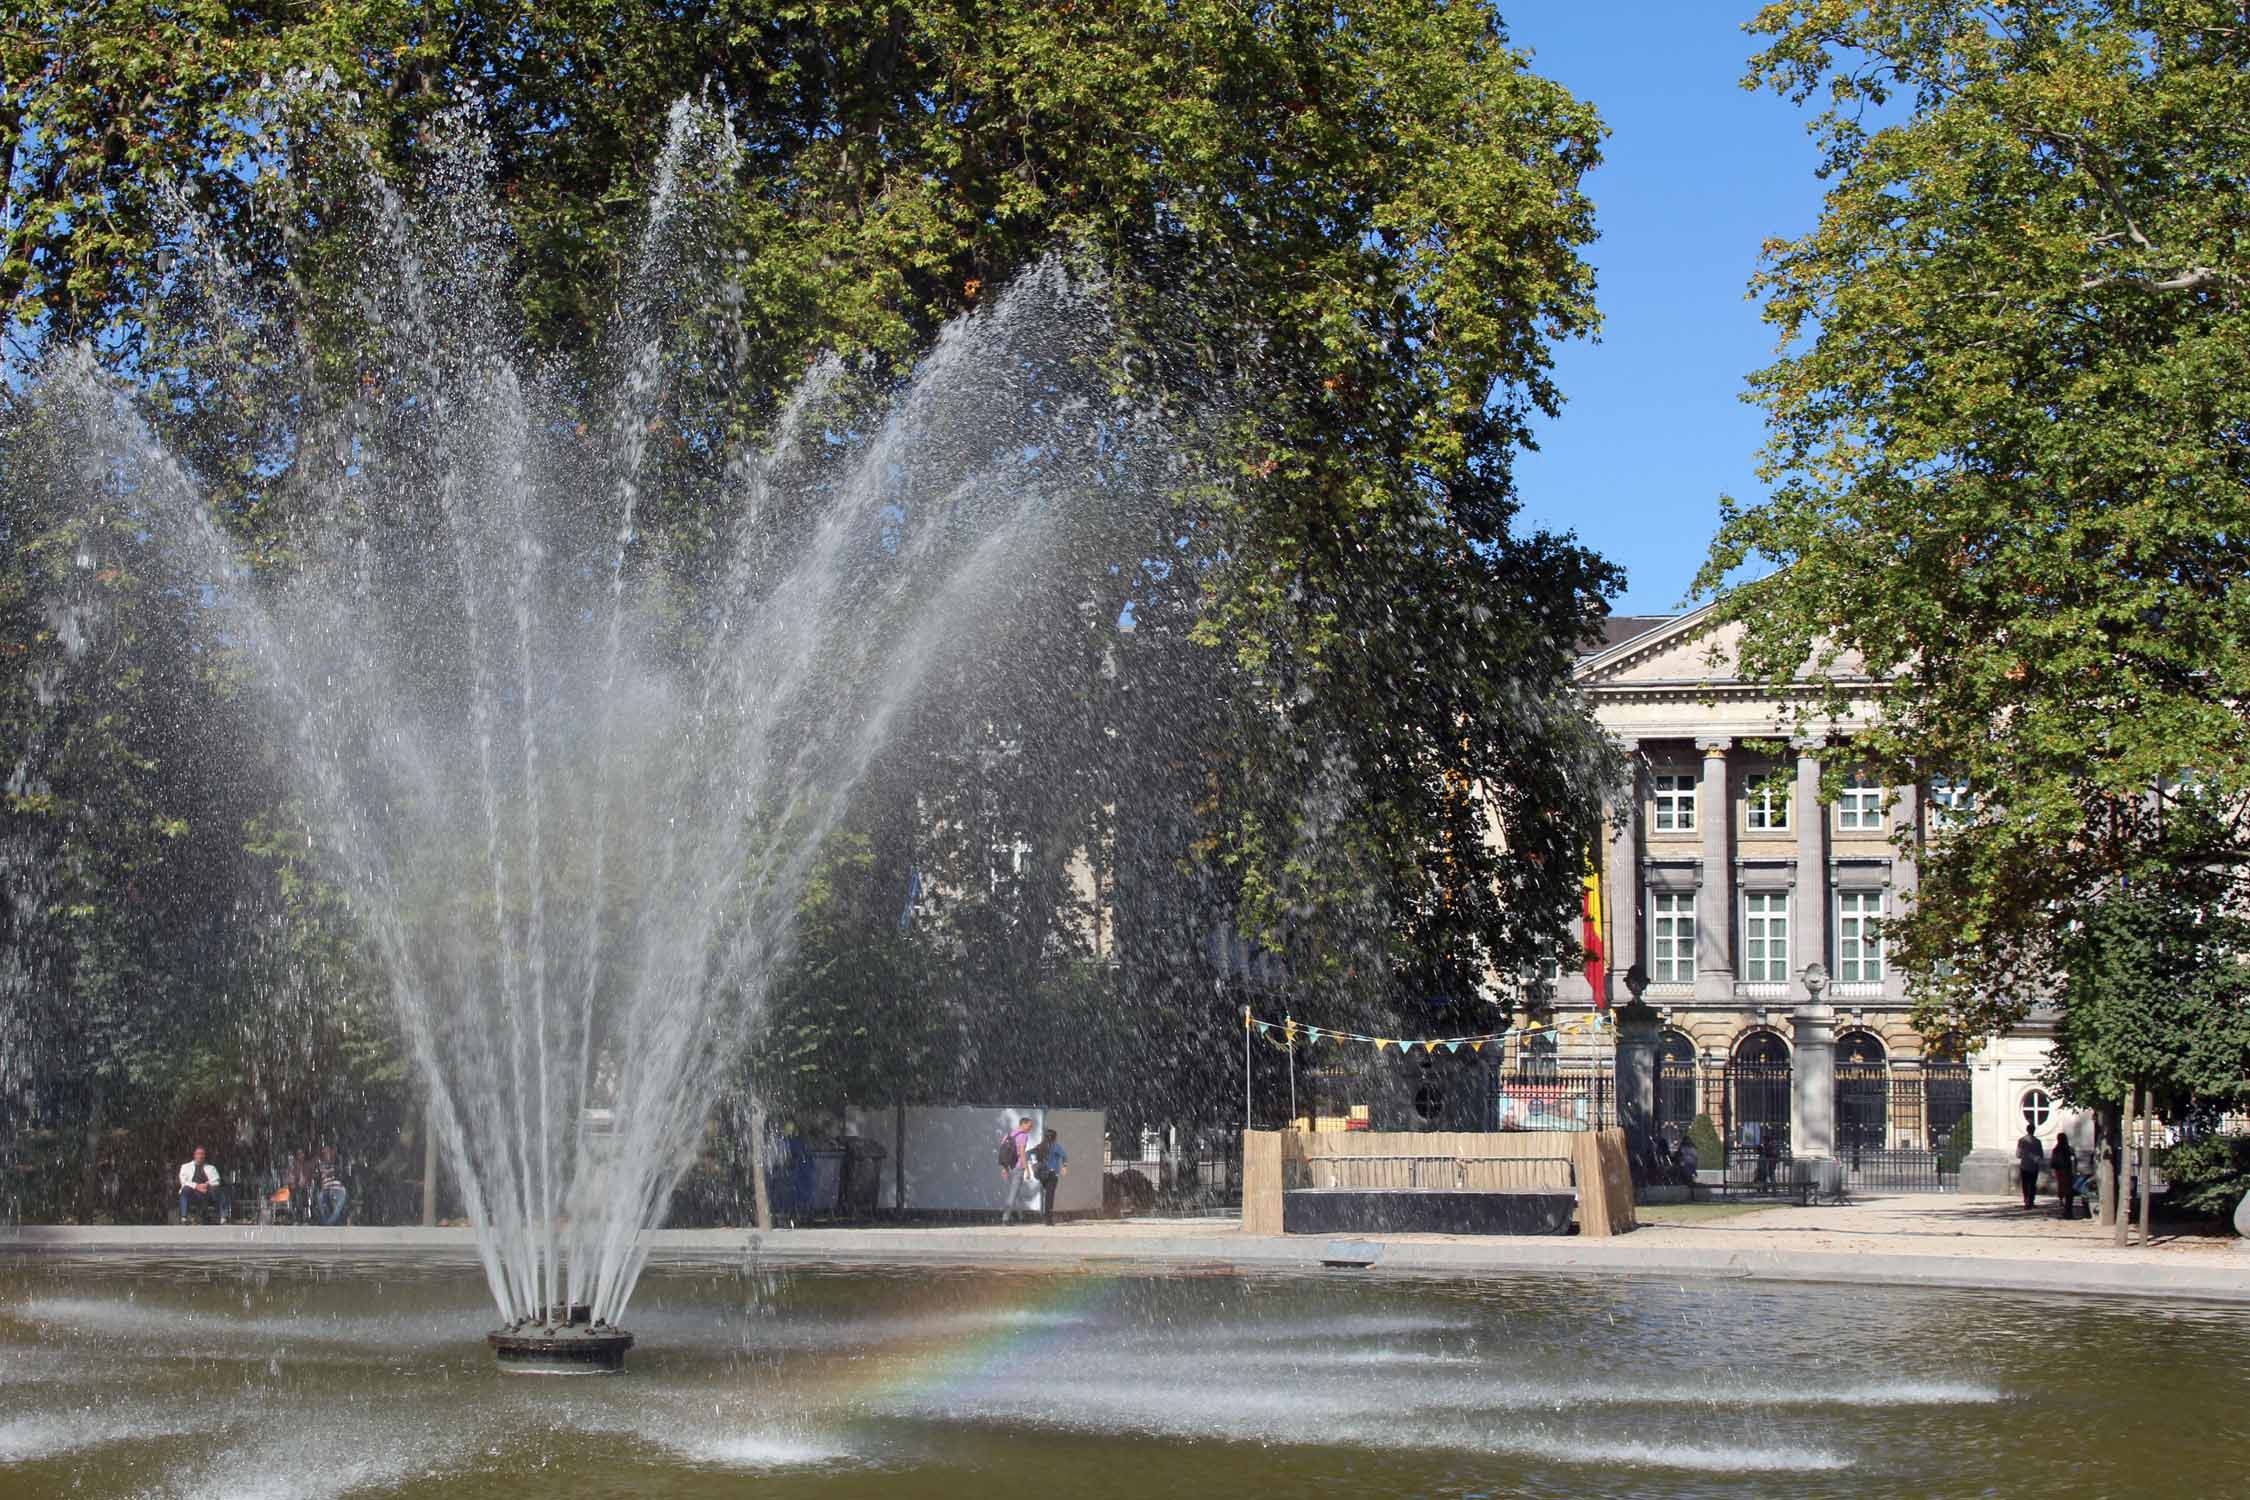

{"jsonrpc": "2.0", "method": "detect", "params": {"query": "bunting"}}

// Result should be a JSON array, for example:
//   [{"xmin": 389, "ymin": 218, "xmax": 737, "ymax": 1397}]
[{"xmin": 1241, "ymin": 1009, "xmax": 1608, "ymax": 1054}]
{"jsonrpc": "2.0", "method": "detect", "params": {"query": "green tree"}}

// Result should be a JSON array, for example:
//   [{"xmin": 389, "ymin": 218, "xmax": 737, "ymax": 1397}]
[
  {"xmin": 7, "ymin": 2, "xmax": 1623, "ymax": 1154},
  {"xmin": 1697, "ymin": 2, "xmax": 2250, "ymax": 1036}
]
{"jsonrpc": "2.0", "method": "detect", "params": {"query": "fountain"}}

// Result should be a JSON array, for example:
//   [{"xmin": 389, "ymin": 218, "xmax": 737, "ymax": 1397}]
[{"xmin": 3, "ymin": 96, "xmax": 1183, "ymax": 1371}]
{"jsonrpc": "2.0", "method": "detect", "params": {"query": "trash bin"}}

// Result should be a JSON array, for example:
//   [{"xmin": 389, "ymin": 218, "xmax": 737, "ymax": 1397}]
[
  {"xmin": 809, "ymin": 1147, "xmax": 845, "ymax": 1218},
  {"xmin": 840, "ymin": 1136, "xmax": 888, "ymax": 1218}
]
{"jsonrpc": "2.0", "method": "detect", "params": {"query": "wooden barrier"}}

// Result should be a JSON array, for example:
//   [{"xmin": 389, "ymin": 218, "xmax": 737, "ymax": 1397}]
[
  {"xmin": 1240, "ymin": 1130, "xmax": 1285, "ymax": 1236},
  {"xmin": 1240, "ymin": 1128, "xmax": 1637, "ymax": 1238}
]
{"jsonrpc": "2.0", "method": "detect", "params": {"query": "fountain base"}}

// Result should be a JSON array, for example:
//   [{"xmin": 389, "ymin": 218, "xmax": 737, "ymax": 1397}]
[{"xmin": 487, "ymin": 1304, "xmax": 634, "ymax": 1375}]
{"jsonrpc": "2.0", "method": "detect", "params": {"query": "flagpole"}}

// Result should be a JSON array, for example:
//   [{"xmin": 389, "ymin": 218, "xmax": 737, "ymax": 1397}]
[
  {"xmin": 1286, "ymin": 1013, "xmax": 1297, "ymax": 1126},
  {"xmin": 1242, "ymin": 1004, "xmax": 1252, "ymax": 1133}
]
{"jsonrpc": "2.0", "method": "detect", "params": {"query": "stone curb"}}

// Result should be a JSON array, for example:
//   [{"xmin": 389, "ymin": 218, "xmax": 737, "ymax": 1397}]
[{"xmin": 5, "ymin": 1223, "xmax": 2242, "ymax": 1303}]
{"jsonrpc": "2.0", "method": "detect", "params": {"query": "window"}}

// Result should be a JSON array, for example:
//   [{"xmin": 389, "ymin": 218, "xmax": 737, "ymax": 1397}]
[
  {"xmin": 1836, "ymin": 891, "xmax": 1885, "ymax": 982},
  {"xmin": 1835, "ymin": 777, "xmax": 1885, "ymax": 831},
  {"xmin": 1929, "ymin": 776, "xmax": 1974, "ymax": 827},
  {"xmin": 1741, "ymin": 891, "xmax": 1790, "ymax": 982},
  {"xmin": 1744, "ymin": 774, "xmax": 1790, "ymax": 830},
  {"xmin": 1649, "ymin": 892, "xmax": 1696, "ymax": 983},
  {"xmin": 1652, "ymin": 772, "xmax": 1696, "ymax": 832},
  {"xmin": 2021, "ymin": 1088, "xmax": 2053, "ymax": 1133}
]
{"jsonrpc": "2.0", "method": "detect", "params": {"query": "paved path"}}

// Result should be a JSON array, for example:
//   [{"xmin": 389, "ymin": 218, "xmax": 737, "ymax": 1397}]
[{"xmin": 7, "ymin": 1196, "xmax": 2242, "ymax": 1302}]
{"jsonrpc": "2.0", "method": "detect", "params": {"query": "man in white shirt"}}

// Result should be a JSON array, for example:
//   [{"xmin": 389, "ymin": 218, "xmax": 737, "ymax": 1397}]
[{"xmin": 178, "ymin": 1146, "xmax": 228, "ymax": 1224}]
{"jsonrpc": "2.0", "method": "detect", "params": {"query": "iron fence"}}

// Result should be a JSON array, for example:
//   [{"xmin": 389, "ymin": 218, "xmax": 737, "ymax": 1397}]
[{"xmin": 1832, "ymin": 1062, "xmax": 1971, "ymax": 1193}]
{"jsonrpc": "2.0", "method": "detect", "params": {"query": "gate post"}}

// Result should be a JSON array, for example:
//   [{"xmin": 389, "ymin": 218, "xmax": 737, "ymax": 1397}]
[
  {"xmin": 1791, "ymin": 964, "xmax": 1841, "ymax": 1196},
  {"xmin": 1614, "ymin": 978, "xmax": 1660, "ymax": 1193}
]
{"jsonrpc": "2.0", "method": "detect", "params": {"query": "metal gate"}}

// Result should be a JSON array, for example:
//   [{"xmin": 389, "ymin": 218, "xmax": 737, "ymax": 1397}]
[
  {"xmin": 1656, "ymin": 1060, "xmax": 1699, "ymax": 1136},
  {"xmin": 1722, "ymin": 1060, "xmax": 1793, "ymax": 1186},
  {"xmin": 1833, "ymin": 1063, "xmax": 1970, "ymax": 1192}
]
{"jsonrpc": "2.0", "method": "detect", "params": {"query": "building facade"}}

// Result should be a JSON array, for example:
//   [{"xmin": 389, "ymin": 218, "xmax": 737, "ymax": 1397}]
[{"xmin": 1561, "ymin": 605, "xmax": 2079, "ymax": 1191}]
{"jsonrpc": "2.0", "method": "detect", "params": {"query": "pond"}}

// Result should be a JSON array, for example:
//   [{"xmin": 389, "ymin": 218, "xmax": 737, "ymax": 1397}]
[{"xmin": 2, "ymin": 1252, "xmax": 2242, "ymax": 1499}]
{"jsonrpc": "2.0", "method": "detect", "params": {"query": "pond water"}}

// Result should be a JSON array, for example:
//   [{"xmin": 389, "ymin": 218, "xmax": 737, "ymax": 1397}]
[{"xmin": 2, "ymin": 1252, "xmax": 2243, "ymax": 1499}]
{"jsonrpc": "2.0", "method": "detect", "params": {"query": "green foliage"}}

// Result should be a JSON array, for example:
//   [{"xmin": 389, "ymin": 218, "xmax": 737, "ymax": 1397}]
[
  {"xmin": 2044, "ymin": 860, "xmax": 2250, "ymax": 1118},
  {"xmin": 2160, "ymin": 1132, "xmax": 2250, "ymax": 1219},
  {"xmin": 1937, "ymin": 1107, "xmax": 1972, "ymax": 1174},
  {"xmin": 5, "ymin": 1, "xmax": 1626, "ymax": 1175},
  {"xmin": 1697, "ymin": 3, "xmax": 2250, "ymax": 1039},
  {"xmin": 1686, "ymin": 1113, "xmax": 1723, "ymax": 1164}
]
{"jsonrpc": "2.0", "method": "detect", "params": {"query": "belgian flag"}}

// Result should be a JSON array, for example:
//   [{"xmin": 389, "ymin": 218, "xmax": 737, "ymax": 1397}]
[{"xmin": 1581, "ymin": 848, "xmax": 1607, "ymax": 1010}]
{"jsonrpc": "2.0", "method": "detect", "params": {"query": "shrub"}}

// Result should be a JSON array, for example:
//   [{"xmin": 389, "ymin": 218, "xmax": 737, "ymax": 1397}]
[
  {"xmin": 1937, "ymin": 1111, "xmax": 1974, "ymax": 1174},
  {"xmin": 2160, "ymin": 1133, "xmax": 2250, "ymax": 1219},
  {"xmin": 1686, "ymin": 1114, "xmax": 1722, "ymax": 1164}
]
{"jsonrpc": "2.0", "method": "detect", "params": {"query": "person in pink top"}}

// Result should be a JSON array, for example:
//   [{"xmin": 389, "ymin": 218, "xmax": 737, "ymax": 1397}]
[{"xmin": 999, "ymin": 1116, "xmax": 1036, "ymax": 1224}]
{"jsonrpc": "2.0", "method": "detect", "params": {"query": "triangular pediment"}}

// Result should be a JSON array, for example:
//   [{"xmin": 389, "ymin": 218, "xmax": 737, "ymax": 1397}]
[
  {"xmin": 1575, "ymin": 602, "xmax": 1737, "ymax": 688},
  {"xmin": 1575, "ymin": 604, "xmax": 1871, "ymax": 692}
]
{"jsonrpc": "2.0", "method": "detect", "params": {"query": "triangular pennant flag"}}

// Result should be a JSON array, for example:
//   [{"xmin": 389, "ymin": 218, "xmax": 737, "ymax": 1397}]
[{"xmin": 1471, "ymin": 1040, "xmax": 1486, "ymax": 1053}]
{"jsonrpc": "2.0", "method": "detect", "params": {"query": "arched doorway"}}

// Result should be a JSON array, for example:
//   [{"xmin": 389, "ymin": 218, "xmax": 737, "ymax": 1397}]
[
  {"xmin": 1835, "ymin": 1030, "xmax": 1888, "ymax": 1155},
  {"xmin": 1724, "ymin": 1030, "xmax": 1792, "ymax": 1185}
]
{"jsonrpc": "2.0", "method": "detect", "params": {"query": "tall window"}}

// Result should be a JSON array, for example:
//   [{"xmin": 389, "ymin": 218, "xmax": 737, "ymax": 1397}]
[
  {"xmin": 1836, "ymin": 891, "xmax": 1885, "ymax": 982},
  {"xmin": 1742, "ymin": 892, "xmax": 1790, "ymax": 982},
  {"xmin": 1649, "ymin": 892, "xmax": 1696, "ymax": 983},
  {"xmin": 1744, "ymin": 774, "xmax": 1790, "ymax": 830},
  {"xmin": 1652, "ymin": 772, "xmax": 1696, "ymax": 831},
  {"xmin": 1835, "ymin": 777, "xmax": 1884, "ymax": 831},
  {"xmin": 1929, "ymin": 776, "xmax": 1974, "ymax": 827}
]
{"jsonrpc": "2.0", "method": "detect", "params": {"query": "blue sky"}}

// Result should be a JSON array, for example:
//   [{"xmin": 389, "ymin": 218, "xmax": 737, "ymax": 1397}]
[{"xmin": 1499, "ymin": 4, "xmax": 1836, "ymax": 614}]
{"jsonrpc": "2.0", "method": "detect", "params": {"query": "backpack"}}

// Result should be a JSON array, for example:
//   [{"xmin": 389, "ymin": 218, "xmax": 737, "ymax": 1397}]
[{"xmin": 996, "ymin": 1134, "xmax": 1019, "ymax": 1170}]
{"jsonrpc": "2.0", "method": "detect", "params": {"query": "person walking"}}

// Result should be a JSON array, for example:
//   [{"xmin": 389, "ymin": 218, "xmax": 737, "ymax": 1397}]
[
  {"xmin": 2049, "ymin": 1133, "xmax": 2077, "ymax": 1220},
  {"xmin": 998, "ymin": 1116, "xmax": 1035, "ymax": 1225},
  {"xmin": 2016, "ymin": 1127, "xmax": 2045, "ymax": 1210},
  {"xmin": 1029, "ymin": 1128, "xmax": 1068, "ymax": 1227}
]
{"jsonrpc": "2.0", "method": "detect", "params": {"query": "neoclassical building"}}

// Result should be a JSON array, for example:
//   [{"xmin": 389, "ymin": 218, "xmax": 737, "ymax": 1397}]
[{"xmin": 1558, "ymin": 604, "xmax": 2074, "ymax": 1190}]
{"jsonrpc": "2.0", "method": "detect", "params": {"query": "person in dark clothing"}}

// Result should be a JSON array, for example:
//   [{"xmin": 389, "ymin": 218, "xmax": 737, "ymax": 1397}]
[
  {"xmin": 2050, "ymin": 1134, "xmax": 2077, "ymax": 1219},
  {"xmin": 2016, "ymin": 1128, "xmax": 2045, "ymax": 1210},
  {"xmin": 1028, "ymin": 1129, "xmax": 1068, "ymax": 1227}
]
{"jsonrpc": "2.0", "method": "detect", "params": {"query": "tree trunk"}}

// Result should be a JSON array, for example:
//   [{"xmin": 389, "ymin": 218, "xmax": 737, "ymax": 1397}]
[
  {"xmin": 79, "ymin": 1084, "xmax": 103, "ymax": 1224},
  {"xmin": 893, "ymin": 1097, "xmax": 907, "ymax": 1219},
  {"xmin": 420, "ymin": 1100, "xmax": 437, "ymax": 1228},
  {"xmin": 2137, "ymin": 1091, "xmax": 2154, "ymax": 1247},
  {"xmin": 749, "ymin": 1102, "xmax": 773, "ymax": 1232},
  {"xmin": 2096, "ymin": 1100, "xmax": 2117, "ymax": 1227},
  {"xmin": 2106, "ymin": 1083, "xmax": 2124, "ymax": 1250}
]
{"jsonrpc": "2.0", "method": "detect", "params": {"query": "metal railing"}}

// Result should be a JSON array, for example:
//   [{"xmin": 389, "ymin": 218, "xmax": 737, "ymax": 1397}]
[{"xmin": 1284, "ymin": 1154, "xmax": 1576, "ymax": 1193}]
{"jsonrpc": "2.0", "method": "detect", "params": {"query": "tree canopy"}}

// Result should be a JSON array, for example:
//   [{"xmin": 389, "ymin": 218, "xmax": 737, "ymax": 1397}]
[
  {"xmin": 1698, "ymin": 1, "xmax": 2250, "ymax": 1039},
  {"xmin": 4, "ymin": 0, "xmax": 1623, "ymax": 1199}
]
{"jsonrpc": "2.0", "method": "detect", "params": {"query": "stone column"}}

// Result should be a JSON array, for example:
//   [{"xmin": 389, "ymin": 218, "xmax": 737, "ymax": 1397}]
[
  {"xmin": 1792, "ymin": 739, "xmax": 1829, "ymax": 1001},
  {"xmin": 1614, "ymin": 997, "xmax": 1661, "ymax": 1193},
  {"xmin": 1791, "ymin": 994, "xmax": 1840, "ymax": 1194},
  {"xmin": 1605, "ymin": 742, "xmax": 1640, "ymax": 1009},
  {"xmin": 1694, "ymin": 738, "xmax": 1734, "ymax": 1004}
]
